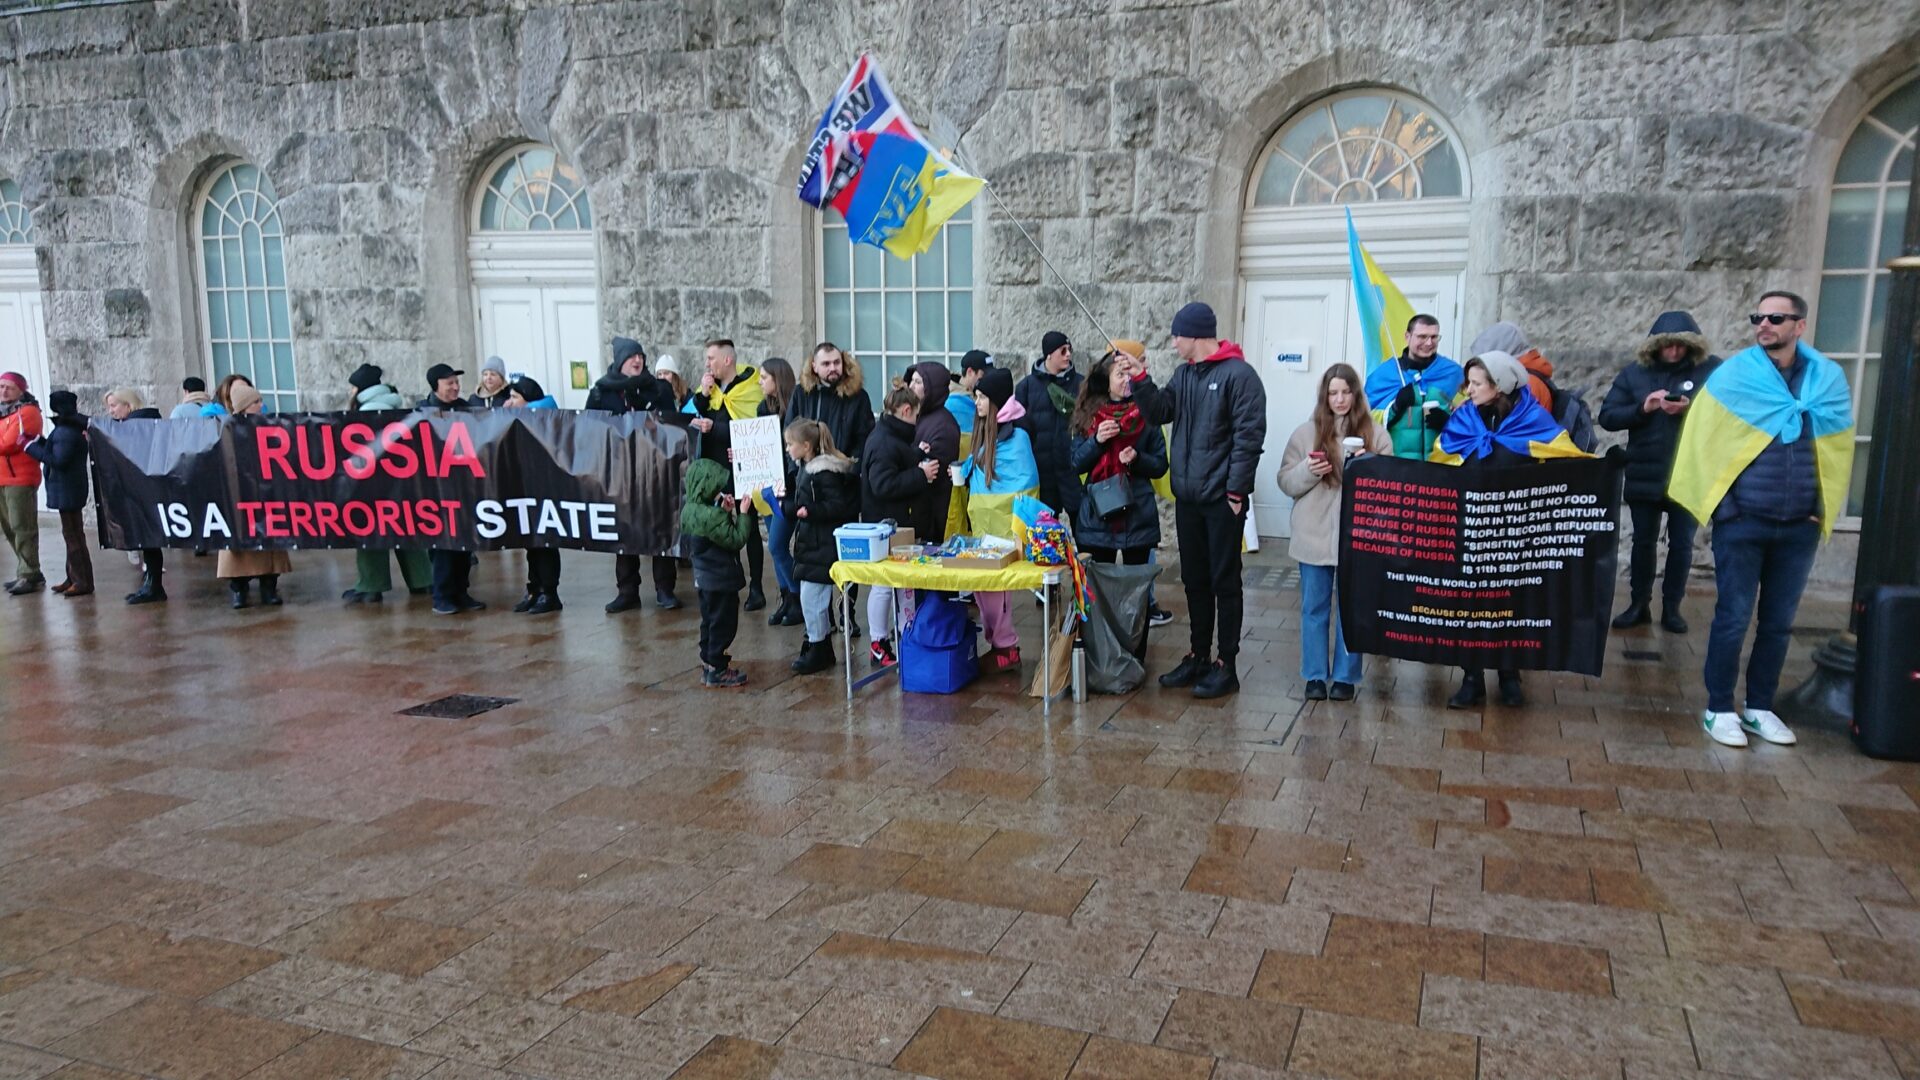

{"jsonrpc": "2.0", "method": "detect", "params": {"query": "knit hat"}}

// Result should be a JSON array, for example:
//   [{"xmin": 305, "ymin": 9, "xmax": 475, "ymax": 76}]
[
  {"xmin": 48, "ymin": 390, "xmax": 78, "ymax": 418},
  {"xmin": 611, "ymin": 337, "xmax": 645, "ymax": 366},
  {"xmin": 960, "ymin": 349, "xmax": 994, "ymax": 374},
  {"xmin": 229, "ymin": 382, "xmax": 264, "ymax": 415},
  {"xmin": 655, "ymin": 354, "xmax": 681, "ymax": 376},
  {"xmin": 509, "ymin": 375, "xmax": 546, "ymax": 403},
  {"xmin": 182, "ymin": 376, "xmax": 207, "ymax": 393},
  {"xmin": 1109, "ymin": 339, "xmax": 1146, "ymax": 362},
  {"xmin": 978, "ymin": 367, "xmax": 1015, "ymax": 413},
  {"xmin": 480, "ymin": 355, "xmax": 507, "ymax": 378},
  {"xmin": 0, "ymin": 372, "xmax": 25, "ymax": 393},
  {"xmin": 425, "ymin": 363, "xmax": 463, "ymax": 388},
  {"xmin": 1171, "ymin": 302, "xmax": 1216, "ymax": 339},
  {"xmin": 1471, "ymin": 350, "xmax": 1528, "ymax": 396},
  {"xmin": 347, "ymin": 363, "xmax": 383, "ymax": 391},
  {"xmin": 1040, "ymin": 331, "xmax": 1070, "ymax": 358}
]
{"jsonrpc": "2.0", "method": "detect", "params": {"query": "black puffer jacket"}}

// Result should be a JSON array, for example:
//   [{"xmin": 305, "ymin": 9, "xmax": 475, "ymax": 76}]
[
  {"xmin": 1014, "ymin": 362, "xmax": 1085, "ymax": 515},
  {"xmin": 1132, "ymin": 342, "xmax": 1267, "ymax": 504},
  {"xmin": 787, "ymin": 454, "xmax": 861, "ymax": 584},
  {"xmin": 1069, "ymin": 423, "xmax": 1168, "ymax": 550},
  {"xmin": 587, "ymin": 359, "xmax": 679, "ymax": 417},
  {"xmin": 416, "ymin": 394, "xmax": 473, "ymax": 411},
  {"xmin": 862, "ymin": 413, "xmax": 929, "ymax": 527},
  {"xmin": 786, "ymin": 383, "xmax": 876, "ymax": 462},
  {"xmin": 1599, "ymin": 310, "xmax": 1721, "ymax": 504},
  {"xmin": 909, "ymin": 361, "xmax": 961, "ymax": 543}
]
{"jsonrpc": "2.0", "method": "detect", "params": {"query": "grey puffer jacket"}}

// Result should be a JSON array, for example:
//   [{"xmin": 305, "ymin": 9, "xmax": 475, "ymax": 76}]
[{"xmin": 1131, "ymin": 341, "xmax": 1266, "ymax": 504}]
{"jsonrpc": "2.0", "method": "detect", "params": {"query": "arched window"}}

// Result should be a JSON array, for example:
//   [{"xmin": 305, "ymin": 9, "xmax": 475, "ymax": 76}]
[
  {"xmin": 0, "ymin": 179, "xmax": 32, "ymax": 244},
  {"xmin": 819, "ymin": 203, "xmax": 975, "ymax": 394},
  {"xmin": 1817, "ymin": 76, "xmax": 1917, "ymax": 518},
  {"xmin": 195, "ymin": 162, "xmax": 296, "ymax": 412},
  {"xmin": 1249, "ymin": 90, "xmax": 1466, "ymax": 207},
  {"xmin": 475, "ymin": 145, "xmax": 593, "ymax": 232}
]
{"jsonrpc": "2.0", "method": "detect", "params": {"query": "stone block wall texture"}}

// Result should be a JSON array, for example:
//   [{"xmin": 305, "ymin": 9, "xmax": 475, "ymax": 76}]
[{"xmin": 2, "ymin": 0, "xmax": 1916, "ymax": 580}]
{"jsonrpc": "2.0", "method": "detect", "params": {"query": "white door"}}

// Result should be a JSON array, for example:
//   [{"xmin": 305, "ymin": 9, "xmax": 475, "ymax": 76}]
[
  {"xmin": 1241, "ymin": 272, "xmax": 1463, "ymax": 538},
  {"xmin": 543, "ymin": 288, "xmax": 598, "ymax": 409},
  {"xmin": 0, "ymin": 283, "xmax": 51, "ymax": 511}
]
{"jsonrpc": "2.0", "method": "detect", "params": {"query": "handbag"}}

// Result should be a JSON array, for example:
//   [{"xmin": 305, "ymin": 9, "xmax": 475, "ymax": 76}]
[{"xmin": 1086, "ymin": 474, "xmax": 1132, "ymax": 520}]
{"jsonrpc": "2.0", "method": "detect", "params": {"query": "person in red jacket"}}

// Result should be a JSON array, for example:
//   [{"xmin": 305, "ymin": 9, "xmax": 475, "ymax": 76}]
[{"xmin": 0, "ymin": 371, "xmax": 45, "ymax": 595}]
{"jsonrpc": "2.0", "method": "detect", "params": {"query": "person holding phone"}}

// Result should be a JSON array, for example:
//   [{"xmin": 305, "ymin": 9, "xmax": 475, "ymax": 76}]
[
  {"xmin": 1599, "ymin": 311, "xmax": 1720, "ymax": 634},
  {"xmin": 1279, "ymin": 364, "xmax": 1390, "ymax": 702}
]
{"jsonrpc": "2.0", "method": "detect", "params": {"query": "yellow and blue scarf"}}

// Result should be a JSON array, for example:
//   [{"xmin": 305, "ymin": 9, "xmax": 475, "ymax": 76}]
[
  {"xmin": 1430, "ymin": 390, "xmax": 1586, "ymax": 464},
  {"xmin": 1668, "ymin": 344, "xmax": 1854, "ymax": 538}
]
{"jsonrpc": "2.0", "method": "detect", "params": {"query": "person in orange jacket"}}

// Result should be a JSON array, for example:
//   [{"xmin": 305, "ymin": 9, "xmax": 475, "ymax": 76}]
[{"xmin": 0, "ymin": 370, "xmax": 45, "ymax": 594}]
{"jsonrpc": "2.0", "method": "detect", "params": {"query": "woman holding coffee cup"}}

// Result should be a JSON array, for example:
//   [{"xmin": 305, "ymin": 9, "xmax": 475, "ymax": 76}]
[{"xmin": 1278, "ymin": 363, "xmax": 1391, "ymax": 702}]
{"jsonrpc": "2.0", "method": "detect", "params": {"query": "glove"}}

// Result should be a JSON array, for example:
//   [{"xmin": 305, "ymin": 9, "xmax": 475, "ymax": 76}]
[
  {"xmin": 1424, "ymin": 405, "xmax": 1450, "ymax": 432},
  {"xmin": 1392, "ymin": 384, "xmax": 1417, "ymax": 416}
]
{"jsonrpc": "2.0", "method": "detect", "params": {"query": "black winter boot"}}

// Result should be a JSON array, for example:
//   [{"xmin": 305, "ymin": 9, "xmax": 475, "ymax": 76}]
[
  {"xmin": 1447, "ymin": 669, "xmax": 1485, "ymax": 709},
  {"xmin": 1611, "ymin": 602, "xmax": 1651, "ymax": 630},
  {"xmin": 1496, "ymin": 670, "xmax": 1524, "ymax": 707},
  {"xmin": 127, "ymin": 570, "xmax": 166, "ymax": 605},
  {"xmin": 1193, "ymin": 658, "xmax": 1240, "ymax": 699},
  {"xmin": 793, "ymin": 637, "xmax": 837, "ymax": 675},
  {"xmin": 768, "ymin": 589, "xmax": 795, "ymax": 626},
  {"xmin": 258, "ymin": 575, "xmax": 283, "ymax": 606},
  {"xmin": 229, "ymin": 579, "xmax": 250, "ymax": 609},
  {"xmin": 1159, "ymin": 653, "xmax": 1211, "ymax": 689}
]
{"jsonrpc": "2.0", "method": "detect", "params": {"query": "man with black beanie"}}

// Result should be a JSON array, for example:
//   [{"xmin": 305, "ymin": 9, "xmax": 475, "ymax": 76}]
[
  {"xmin": 1118, "ymin": 302, "xmax": 1266, "ymax": 699},
  {"xmin": 1014, "ymin": 330, "xmax": 1084, "ymax": 517},
  {"xmin": 417, "ymin": 364, "xmax": 486, "ymax": 616},
  {"xmin": 587, "ymin": 336, "xmax": 686, "ymax": 612}
]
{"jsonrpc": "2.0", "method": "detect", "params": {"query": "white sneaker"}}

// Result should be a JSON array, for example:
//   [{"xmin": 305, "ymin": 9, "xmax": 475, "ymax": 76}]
[
  {"xmin": 1742, "ymin": 708, "xmax": 1798, "ymax": 746},
  {"xmin": 1702, "ymin": 710, "xmax": 1749, "ymax": 748}
]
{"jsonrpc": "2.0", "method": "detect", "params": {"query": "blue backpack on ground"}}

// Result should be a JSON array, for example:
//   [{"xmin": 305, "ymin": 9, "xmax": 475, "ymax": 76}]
[{"xmin": 899, "ymin": 593, "xmax": 979, "ymax": 694}]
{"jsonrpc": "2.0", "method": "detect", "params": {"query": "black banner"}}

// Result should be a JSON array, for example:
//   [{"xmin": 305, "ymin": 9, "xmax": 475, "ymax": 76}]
[
  {"xmin": 1337, "ymin": 453, "xmax": 1626, "ymax": 676},
  {"xmin": 89, "ymin": 410, "xmax": 695, "ymax": 554}
]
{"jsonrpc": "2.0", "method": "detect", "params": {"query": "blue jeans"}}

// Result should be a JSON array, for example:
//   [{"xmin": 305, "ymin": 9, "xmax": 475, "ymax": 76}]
[
  {"xmin": 1299, "ymin": 563, "xmax": 1362, "ymax": 684},
  {"xmin": 1704, "ymin": 516, "xmax": 1820, "ymax": 713},
  {"xmin": 764, "ymin": 490, "xmax": 796, "ymax": 594}
]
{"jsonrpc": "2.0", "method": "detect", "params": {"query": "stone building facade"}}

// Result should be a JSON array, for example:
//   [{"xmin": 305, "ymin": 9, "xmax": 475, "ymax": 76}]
[{"xmin": 1, "ymin": 0, "xmax": 1916, "ymax": 576}]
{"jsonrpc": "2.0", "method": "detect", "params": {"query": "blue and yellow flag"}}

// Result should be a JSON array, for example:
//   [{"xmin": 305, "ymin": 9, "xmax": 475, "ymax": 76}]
[
  {"xmin": 1429, "ymin": 391, "xmax": 1588, "ymax": 465},
  {"xmin": 1668, "ymin": 344, "xmax": 1854, "ymax": 538},
  {"xmin": 832, "ymin": 132, "xmax": 983, "ymax": 261},
  {"xmin": 1347, "ymin": 209, "xmax": 1417, "ymax": 376}
]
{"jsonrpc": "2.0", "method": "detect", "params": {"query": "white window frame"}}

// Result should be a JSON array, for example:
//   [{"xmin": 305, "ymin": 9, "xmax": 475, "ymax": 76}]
[
  {"xmin": 815, "ymin": 202, "xmax": 978, "ymax": 395},
  {"xmin": 192, "ymin": 161, "xmax": 298, "ymax": 413},
  {"xmin": 472, "ymin": 143, "xmax": 594, "ymax": 235},
  {"xmin": 1247, "ymin": 88, "xmax": 1470, "ymax": 209},
  {"xmin": 0, "ymin": 179, "xmax": 32, "ymax": 245},
  {"xmin": 1814, "ymin": 76, "xmax": 1917, "ymax": 529}
]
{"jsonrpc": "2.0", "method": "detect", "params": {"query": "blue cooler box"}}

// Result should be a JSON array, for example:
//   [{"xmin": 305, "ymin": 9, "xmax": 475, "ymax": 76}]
[{"xmin": 899, "ymin": 594, "xmax": 979, "ymax": 694}]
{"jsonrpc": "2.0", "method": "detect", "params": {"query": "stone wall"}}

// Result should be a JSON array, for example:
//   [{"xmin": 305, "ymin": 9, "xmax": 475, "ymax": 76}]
[{"xmin": 3, "ymin": 0, "xmax": 1917, "ymax": 580}]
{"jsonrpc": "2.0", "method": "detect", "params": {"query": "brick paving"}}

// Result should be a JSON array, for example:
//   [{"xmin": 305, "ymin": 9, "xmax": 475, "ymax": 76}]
[{"xmin": 2, "ymin": 521, "xmax": 1917, "ymax": 1080}]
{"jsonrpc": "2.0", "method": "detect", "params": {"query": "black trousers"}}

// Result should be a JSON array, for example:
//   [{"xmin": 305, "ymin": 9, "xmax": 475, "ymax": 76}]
[
  {"xmin": 142, "ymin": 548, "xmax": 163, "ymax": 575},
  {"xmin": 614, "ymin": 554, "xmax": 678, "ymax": 597},
  {"xmin": 1173, "ymin": 500, "xmax": 1245, "ymax": 661},
  {"xmin": 526, "ymin": 549, "xmax": 561, "ymax": 593},
  {"xmin": 58, "ymin": 511, "xmax": 94, "ymax": 590},
  {"xmin": 1627, "ymin": 500, "xmax": 1697, "ymax": 608},
  {"xmin": 697, "ymin": 588, "xmax": 740, "ymax": 669},
  {"xmin": 429, "ymin": 549, "xmax": 472, "ymax": 604},
  {"xmin": 1082, "ymin": 544, "xmax": 1150, "ymax": 565}
]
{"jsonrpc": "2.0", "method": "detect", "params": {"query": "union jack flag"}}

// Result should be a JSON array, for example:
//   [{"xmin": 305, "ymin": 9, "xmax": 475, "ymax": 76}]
[{"xmin": 797, "ymin": 54, "xmax": 935, "ymax": 209}]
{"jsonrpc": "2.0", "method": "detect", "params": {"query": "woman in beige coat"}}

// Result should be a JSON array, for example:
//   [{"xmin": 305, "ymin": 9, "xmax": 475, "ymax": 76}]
[
  {"xmin": 1277, "ymin": 363, "xmax": 1391, "ymax": 702},
  {"xmin": 214, "ymin": 383, "xmax": 291, "ymax": 608}
]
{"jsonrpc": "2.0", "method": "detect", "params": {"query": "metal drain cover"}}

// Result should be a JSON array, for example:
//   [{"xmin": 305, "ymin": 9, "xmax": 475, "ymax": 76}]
[
  {"xmin": 399, "ymin": 695, "xmax": 519, "ymax": 719},
  {"xmin": 1621, "ymin": 649, "xmax": 1664, "ymax": 662}
]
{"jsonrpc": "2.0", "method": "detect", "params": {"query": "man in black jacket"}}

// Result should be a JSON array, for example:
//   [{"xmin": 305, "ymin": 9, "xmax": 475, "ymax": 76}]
[
  {"xmin": 590, "ymin": 337, "xmax": 686, "ymax": 612},
  {"xmin": 786, "ymin": 342, "xmax": 875, "ymax": 462},
  {"xmin": 1599, "ymin": 311, "xmax": 1719, "ymax": 634},
  {"xmin": 1015, "ymin": 330, "xmax": 1085, "ymax": 517},
  {"xmin": 1119, "ymin": 302, "xmax": 1266, "ymax": 699},
  {"xmin": 418, "ymin": 363, "xmax": 486, "ymax": 616}
]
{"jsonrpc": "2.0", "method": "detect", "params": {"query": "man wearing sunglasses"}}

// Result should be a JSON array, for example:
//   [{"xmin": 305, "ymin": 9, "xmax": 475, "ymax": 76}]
[{"xmin": 1669, "ymin": 290, "xmax": 1855, "ymax": 750}]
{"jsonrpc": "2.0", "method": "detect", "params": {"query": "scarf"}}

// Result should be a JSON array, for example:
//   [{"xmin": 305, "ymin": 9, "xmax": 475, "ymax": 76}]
[
  {"xmin": 0, "ymin": 391, "xmax": 34, "ymax": 420},
  {"xmin": 1365, "ymin": 352, "xmax": 1463, "ymax": 413},
  {"xmin": 1086, "ymin": 401, "xmax": 1146, "ymax": 483},
  {"xmin": 703, "ymin": 367, "xmax": 765, "ymax": 421}
]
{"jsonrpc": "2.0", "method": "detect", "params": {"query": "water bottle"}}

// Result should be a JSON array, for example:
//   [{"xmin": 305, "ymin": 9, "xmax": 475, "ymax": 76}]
[{"xmin": 1071, "ymin": 636, "xmax": 1087, "ymax": 703}]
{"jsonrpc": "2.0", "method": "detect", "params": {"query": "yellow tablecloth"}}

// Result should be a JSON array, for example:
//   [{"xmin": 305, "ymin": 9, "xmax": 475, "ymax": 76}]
[{"xmin": 829, "ymin": 559, "xmax": 1055, "ymax": 593}]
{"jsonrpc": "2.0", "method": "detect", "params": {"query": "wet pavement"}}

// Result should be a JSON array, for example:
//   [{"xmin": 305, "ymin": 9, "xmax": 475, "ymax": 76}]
[{"xmin": 1, "ymin": 517, "xmax": 1916, "ymax": 1080}]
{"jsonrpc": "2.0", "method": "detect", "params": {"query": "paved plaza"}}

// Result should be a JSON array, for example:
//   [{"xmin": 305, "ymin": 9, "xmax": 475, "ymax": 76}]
[{"xmin": 1, "ymin": 521, "xmax": 1916, "ymax": 1080}]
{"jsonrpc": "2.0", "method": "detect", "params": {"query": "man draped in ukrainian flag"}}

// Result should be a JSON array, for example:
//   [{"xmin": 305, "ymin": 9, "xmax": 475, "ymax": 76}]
[
  {"xmin": 1347, "ymin": 211, "xmax": 1463, "ymax": 458},
  {"xmin": 1667, "ymin": 290, "xmax": 1853, "ymax": 751},
  {"xmin": 689, "ymin": 338, "xmax": 769, "ymax": 610}
]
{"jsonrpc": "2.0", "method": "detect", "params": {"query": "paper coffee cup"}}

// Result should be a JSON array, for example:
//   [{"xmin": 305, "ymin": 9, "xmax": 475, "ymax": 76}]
[{"xmin": 1341, "ymin": 436, "xmax": 1364, "ymax": 457}]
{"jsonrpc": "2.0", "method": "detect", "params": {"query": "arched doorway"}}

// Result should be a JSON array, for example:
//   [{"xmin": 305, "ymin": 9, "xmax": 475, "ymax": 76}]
[
  {"xmin": 1238, "ymin": 89, "xmax": 1470, "ymax": 537},
  {"xmin": 0, "ymin": 178, "xmax": 50, "ymax": 510},
  {"xmin": 467, "ymin": 144, "xmax": 599, "ymax": 408}
]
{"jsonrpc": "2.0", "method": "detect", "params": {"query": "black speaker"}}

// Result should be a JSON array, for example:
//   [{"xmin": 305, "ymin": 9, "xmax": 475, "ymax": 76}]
[{"xmin": 1854, "ymin": 585, "xmax": 1920, "ymax": 761}]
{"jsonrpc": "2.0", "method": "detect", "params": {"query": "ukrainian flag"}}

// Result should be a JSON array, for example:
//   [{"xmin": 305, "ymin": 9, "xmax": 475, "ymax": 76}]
[
  {"xmin": 836, "ymin": 132, "xmax": 984, "ymax": 261},
  {"xmin": 1347, "ymin": 209, "xmax": 1417, "ymax": 377},
  {"xmin": 1668, "ymin": 344, "xmax": 1854, "ymax": 538},
  {"xmin": 1428, "ymin": 391, "xmax": 1588, "ymax": 465}
]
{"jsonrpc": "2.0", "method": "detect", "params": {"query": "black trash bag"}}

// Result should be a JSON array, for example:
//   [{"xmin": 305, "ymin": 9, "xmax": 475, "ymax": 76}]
[{"xmin": 1081, "ymin": 560, "xmax": 1159, "ymax": 694}]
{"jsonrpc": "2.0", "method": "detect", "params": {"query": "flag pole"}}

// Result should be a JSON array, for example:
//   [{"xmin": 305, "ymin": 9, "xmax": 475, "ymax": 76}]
[{"xmin": 949, "ymin": 138, "xmax": 1119, "ymax": 350}]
